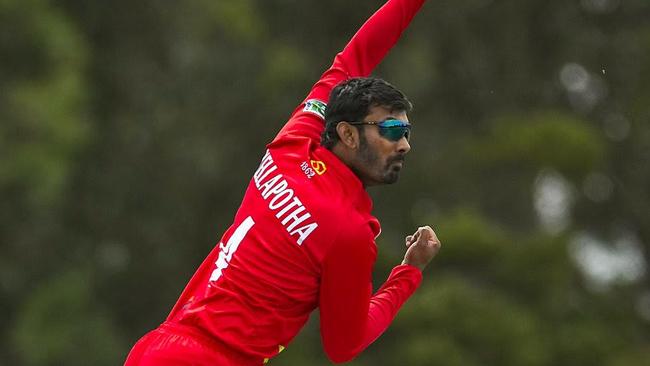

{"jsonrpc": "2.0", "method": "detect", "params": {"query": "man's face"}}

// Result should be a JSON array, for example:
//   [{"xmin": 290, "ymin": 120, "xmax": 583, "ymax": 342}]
[{"xmin": 352, "ymin": 105, "xmax": 411, "ymax": 186}]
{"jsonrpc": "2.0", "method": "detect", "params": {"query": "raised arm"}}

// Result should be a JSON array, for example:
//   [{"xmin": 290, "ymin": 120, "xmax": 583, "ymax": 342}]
[{"xmin": 273, "ymin": 0, "xmax": 426, "ymax": 144}]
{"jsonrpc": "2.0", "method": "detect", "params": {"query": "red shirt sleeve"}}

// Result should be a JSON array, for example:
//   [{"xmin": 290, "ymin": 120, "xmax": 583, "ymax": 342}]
[
  {"xmin": 273, "ymin": 0, "xmax": 426, "ymax": 145},
  {"xmin": 319, "ymin": 224, "xmax": 422, "ymax": 364}
]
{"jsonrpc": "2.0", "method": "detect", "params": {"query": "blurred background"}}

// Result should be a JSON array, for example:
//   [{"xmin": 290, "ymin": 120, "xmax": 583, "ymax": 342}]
[{"xmin": 1, "ymin": 0, "xmax": 649, "ymax": 364}]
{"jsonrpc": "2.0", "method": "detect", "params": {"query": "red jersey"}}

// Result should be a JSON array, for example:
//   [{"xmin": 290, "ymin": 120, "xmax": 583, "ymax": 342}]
[{"xmin": 164, "ymin": 0, "xmax": 426, "ymax": 363}]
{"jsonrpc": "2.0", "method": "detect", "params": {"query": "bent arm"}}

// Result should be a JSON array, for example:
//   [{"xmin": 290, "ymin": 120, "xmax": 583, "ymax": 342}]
[
  {"xmin": 273, "ymin": 0, "xmax": 426, "ymax": 144},
  {"xmin": 319, "ymin": 227, "xmax": 422, "ymax": 363}
]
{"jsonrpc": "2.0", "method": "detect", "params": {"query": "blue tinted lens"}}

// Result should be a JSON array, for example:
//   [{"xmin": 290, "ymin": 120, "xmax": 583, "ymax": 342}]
[{"xmin": 377, "ymin": 120, "xmax": 411, "ymax": 141}]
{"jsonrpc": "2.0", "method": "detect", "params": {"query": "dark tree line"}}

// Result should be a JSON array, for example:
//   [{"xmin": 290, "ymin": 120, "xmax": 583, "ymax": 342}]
[{"xmin": 1, "ymin": 0, "xmax": 648, "ymax": 364}]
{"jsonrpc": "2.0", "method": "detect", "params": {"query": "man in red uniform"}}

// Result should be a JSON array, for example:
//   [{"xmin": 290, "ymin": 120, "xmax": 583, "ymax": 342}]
[{"xmin": 125, "ymin": 0, "xmax": 441, "ymax": 364}]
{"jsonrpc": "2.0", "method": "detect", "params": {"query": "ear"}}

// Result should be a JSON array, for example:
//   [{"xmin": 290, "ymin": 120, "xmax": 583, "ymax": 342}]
[{"xmin": 336, "ymin": 122, "xmax": 360, "ymax": 149}]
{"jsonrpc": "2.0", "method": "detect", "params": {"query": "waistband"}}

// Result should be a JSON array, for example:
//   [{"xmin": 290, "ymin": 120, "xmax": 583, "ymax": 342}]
[{"xmin": 159, "ymin": 321, "xmax": 265, "ymax": 366}]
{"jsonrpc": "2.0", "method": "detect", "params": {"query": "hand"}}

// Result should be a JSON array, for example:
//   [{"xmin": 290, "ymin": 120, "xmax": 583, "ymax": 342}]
[{"xmin": 401, "ymin": 226, "xmax": 441, "ymax": 271}]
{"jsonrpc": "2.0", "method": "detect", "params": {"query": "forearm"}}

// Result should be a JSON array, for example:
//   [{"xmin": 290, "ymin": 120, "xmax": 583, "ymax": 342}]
[
  {"xmin": 336, "ymin": 0, "xmax": 426, "ymax": 77},
  {"xmin": 331, "ymin": 265, "xmax": 423, "ymax": 362},
  {"xmin": 366, "ymin": 265, "xmax": 422, "ymax": 338},
  {"xmin": 300, "ymin": 0, "xmax": 426, "ymax": 104},
  {"xmin": 321, "ymin": 265, "xmax": 422, "ymax": 362},
  {"xmin": 274, "ymin": 0, "xmax": 425, "ymax": 144}
]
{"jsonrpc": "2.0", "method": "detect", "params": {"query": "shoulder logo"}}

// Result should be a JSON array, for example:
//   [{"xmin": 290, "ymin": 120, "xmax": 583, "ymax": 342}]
[
  {"xmin": 300, "ymin": 160, "xmax": 326, "ymax": 179},
  {"xmin": 303, "ymin": 99, "xmax": 327, "ymax": 120},
  {"xmin": 310, "ymin": 160, "xmax": 327, "ymax": 175}
]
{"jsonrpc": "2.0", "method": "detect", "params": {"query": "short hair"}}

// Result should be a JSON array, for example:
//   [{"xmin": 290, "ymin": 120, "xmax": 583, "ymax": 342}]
[
  {"xmin": 320, "ymin": 77, "xmax": 412, "ymax": 149},
  {"xmin": 321, "ymin": 77, "xmax": 413, "ymax": 149}
]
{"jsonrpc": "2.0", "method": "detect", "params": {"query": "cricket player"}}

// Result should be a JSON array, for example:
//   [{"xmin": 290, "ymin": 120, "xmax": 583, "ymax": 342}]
[{"xmin": 125, "ymin": 0, "xmax": 440, "ymax": 364}]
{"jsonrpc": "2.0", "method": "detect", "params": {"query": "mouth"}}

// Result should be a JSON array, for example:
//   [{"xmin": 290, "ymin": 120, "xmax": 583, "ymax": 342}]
[
  {"xmin": 382, "ymin": 156, "xmax": 406, "ymax": 184},
  {"xmin": 389, "ymin": 157, "xmax": 405, "ymax": 170}
]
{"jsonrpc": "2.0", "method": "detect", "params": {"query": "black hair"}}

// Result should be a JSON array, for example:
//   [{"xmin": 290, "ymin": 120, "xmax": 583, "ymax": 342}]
[{"xmin": 320, "ymin": 77, "xmax": 412, "ymax": 149}]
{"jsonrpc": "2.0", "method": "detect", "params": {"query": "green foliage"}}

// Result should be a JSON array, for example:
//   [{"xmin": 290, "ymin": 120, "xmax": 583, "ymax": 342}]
[
  {"xmin": 212, "ymin": 0, "xmax": 263, "ymax": 42},
  {"xmin": 470, "ymin": 112, "xmax": 606, "ymax": 179},
  {"xmin": 432, "ymin": 208, "xmax": 508, "ymax": 267},
  {"xmin": 0, "ymin": 0, "xmax": 89, "ymax": 206},
  {"xmin": 12, "ymin": 270, "xmax": 125, "ymax": 366},
  {"xmin": 2, "ymin": 0, "xmax": 649, "ymax": 365},
  {"xmin": 393, "ymin": 276, "xmax": 550, "ymax": 366}
]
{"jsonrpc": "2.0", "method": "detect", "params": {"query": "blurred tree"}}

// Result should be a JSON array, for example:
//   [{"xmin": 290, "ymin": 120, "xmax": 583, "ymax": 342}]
[
  {"xmin": 13, "ymin": 270, "xmax": 125, "ymax": 366},
  {"xmin": 0, "ymin": 0, "xmax": 89, "ymax": 362},
  {"xmin": 1, "ymin": 0, "xmax": 649, "ymax": 364}
]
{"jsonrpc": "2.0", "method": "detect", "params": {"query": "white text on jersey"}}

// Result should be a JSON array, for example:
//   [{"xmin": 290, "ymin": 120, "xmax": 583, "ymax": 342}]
[{"xmin": 253, "ymin": 150, "xmax": 318, "ymax": 245}]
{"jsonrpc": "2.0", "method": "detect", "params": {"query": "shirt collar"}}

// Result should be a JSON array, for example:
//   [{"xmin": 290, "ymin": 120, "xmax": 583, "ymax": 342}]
[{"xmin": 315, "ymin": 144, "xmax": 374, "ymax": 214}]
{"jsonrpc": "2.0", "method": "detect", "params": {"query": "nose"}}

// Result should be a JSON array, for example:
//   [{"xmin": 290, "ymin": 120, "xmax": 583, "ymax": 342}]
[{"xmin": 397, "ymin": 136, "xmax": 411, "ymax": 154}]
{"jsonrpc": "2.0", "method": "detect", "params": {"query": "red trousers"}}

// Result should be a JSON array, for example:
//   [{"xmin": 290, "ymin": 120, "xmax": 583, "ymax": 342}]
[{"xmin": 124, "ymin": 322, "xmax": 264, "ymax": 366}]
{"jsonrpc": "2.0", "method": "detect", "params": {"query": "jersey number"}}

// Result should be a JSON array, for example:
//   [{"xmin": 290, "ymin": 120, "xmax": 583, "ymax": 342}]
[{"xmin": 209, "ymin": 216, "xmax": 255, "ymax": 283}]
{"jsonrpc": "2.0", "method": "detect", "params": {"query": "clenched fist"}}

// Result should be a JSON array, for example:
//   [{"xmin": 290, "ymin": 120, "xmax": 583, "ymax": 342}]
[{"xmin": 401, "ymin": 226, "xmax": 441, "ymax": 271}]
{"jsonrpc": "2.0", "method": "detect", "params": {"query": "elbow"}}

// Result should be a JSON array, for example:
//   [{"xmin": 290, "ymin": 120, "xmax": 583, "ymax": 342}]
[
  {"xmin": 323, "ymin": 340, "xmax": 362, "ymax": 364},
  {"xmin": 325, "ymin": 349, "xmax": 358, "ymax": 364}
]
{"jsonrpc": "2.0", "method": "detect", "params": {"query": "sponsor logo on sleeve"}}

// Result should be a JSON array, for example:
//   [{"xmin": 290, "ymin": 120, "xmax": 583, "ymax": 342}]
[{"xmin": 303, "ymin": 99, "xmax": 327, "ymax": 119}]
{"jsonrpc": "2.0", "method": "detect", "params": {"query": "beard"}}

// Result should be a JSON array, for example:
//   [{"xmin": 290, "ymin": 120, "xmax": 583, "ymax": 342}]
[
  {"xmin": 383, "ymin": 153, "xmax": 405, "ymax": 184},
  {"xmin": 357, "ymin": 133, "xmax": 405, "ymax": 185}
]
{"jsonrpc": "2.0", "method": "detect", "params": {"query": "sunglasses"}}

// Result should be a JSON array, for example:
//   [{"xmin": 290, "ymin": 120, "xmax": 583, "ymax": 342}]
[{"xmin": 348, "ymin": 119, "xmax": 412, "ymax": 142}]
